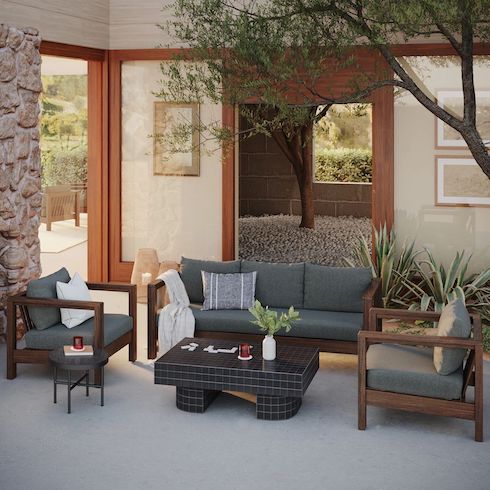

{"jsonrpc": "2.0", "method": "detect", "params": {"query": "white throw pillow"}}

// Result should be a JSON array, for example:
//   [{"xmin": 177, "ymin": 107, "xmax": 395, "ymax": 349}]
[{"xmin": 56, "ymin": 273, "xmax": 94, "ymax": 328}]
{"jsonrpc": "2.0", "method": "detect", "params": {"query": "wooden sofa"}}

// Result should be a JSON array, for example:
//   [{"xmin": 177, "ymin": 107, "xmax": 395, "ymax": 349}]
[
  {"xmin": 41, "ymin": 185, "xmax": 80, "ymax": 231},
  {"xmin": 147, "ymin": 258, "xmax": 382, "ymax": 359}
]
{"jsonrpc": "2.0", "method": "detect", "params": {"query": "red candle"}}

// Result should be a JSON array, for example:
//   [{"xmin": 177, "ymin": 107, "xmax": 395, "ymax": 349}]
[
  {"xmin": 73, "ymin": 336, "xmax": 84, "ymax": 350},
  {"xmin": 239, "ymin": 343, "xmax": 251, "ymax": 358}
]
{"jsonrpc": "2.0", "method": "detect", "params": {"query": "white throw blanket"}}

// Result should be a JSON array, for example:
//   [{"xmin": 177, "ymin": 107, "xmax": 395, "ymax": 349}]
[{"xmin": 157, "ymin": 269, "xmax": 195, "ymax": 354}]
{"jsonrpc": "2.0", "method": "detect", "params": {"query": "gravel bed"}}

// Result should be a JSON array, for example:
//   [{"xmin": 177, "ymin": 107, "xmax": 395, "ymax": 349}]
[{"xmin": 239, "ymin": 214, "xmax": 372, "ymax": 266}]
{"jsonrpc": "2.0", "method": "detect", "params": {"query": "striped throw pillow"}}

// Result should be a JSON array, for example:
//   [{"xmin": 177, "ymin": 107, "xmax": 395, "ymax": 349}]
[{"xmin": 201, "ymin": 271, "xmax": 257, "ymax": 310}]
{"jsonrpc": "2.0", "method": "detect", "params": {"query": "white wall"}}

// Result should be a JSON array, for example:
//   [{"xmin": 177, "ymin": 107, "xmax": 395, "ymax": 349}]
[
  {"xmin": 109, "ymin": 0, "xmax": 173, "ymax": 49},
  {"xmin": 0, "ymin": 0, "xmax": 109, "ymax": 48},
  {"xmin": 395, "ymin": 56, "xmax": 490, "ymax": 274},
  {"xmin": 120, "ymin": 60, "xmax": 222, "ymax": 263}
]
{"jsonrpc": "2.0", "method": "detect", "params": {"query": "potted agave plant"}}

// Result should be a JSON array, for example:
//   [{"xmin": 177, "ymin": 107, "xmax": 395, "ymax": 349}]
[{"xmin": 248, "ymin": 300, "xmax": 300, "ymax": 361}]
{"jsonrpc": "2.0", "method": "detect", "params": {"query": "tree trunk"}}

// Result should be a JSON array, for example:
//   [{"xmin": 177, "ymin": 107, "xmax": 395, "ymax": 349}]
[{"xmin": 297, "ymin": 168, "xmax": 315, "ymax": 229}]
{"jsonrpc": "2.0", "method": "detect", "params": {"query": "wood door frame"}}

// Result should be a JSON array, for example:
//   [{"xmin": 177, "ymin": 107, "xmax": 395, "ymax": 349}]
[
  {"xmin": 107, "ymin": 49, "xmax": 236, "ymax": 280},
  {"xmin": 40, "ymin": 41, "xmax": 108, "ymax": 281}
]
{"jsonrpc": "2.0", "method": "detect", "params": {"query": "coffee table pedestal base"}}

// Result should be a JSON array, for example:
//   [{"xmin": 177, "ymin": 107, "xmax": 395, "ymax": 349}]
[
  {"xmin": 256, "ymin": 395, "xmax": 302, "ymax": 420},
  {"xmin": 175, "ymin": 387, "xmax": 302, "ymax": 419},
  {"xmin": 176, "ymin": 387, "xmax": 219, "ymax": 413}
]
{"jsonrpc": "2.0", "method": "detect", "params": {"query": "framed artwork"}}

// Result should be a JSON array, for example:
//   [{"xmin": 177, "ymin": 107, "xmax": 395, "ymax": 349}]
[
  {"xmin": 153, "ymin": 102, "xmax": 200, "ymax": 176},
  {"xmin": 435, "ymin": 90, "xmax": 490, "ymax": 148},
  {"xmin": 435, "ymin": 156, "xmax": 490, "ymax": 207}
]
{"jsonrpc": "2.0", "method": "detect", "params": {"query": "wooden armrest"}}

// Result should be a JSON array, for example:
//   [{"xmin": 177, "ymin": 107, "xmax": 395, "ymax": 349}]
[
  {"xmin": 358, "ymin": 330, "xmax": 480, "ymax": 350},
  {"xmin": 148, "ymin": 279, "xmax": 165, "ymax": 290},
  {"xmin": 368, "ymin": 307, "xmax": 482, "ymax": 339},
  {"xmin": 8, "ymin": 294, "xmax": 103, "ymax": 311},
  {"xmin": 8, "ymin": 294, "xmax": 105, "ymax": 347},
  {"xmin": 86, "ymin": 282, "xmax": 135, "ymax": 293},
  {"xmin": 363, "ymin": 278, "xmax": 381, "ymax": 302},
  {"xmin": 147, "ymin": 279, "xmax": 165, "ymax": 359}
]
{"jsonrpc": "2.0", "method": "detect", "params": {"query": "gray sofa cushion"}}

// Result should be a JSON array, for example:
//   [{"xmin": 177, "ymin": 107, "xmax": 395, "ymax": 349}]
[
  {"xmin": 25, "ymin": 314, "xmax": 133, "ymax": 350},
  {"xmin": 367, "ymin": 343, "xmax": 463, "ymax": 400},
  {"xmin": 187, "ymin": 305, "xmax": 363, "ymax": 341},
  {"xmin": 180, "ymin": 257, "xmax": 241, "ymax": 304},
  {"xmin": 240, "ymin": 260, "xmax": 304, "ymax": 308},
  {"xmin": 304, "ymin": 264, "xmax": 371, "ymax": 313},
  {"xmin": 26, "ymin": 267, "xmax": 71, "ymax": 330},
  {"xmin": 434, "ymin": 299, "xmax": 472, "ymax": 375}
]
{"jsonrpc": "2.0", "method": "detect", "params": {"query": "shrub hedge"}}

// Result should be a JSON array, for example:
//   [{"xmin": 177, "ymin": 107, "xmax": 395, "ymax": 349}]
[
  {"xmin": 315, "ymin": 148, "xmax": 372, "ymax": 183},
  {"xmin": 41, "ymin": 147, "xmax": 87, "ymax": 187}
]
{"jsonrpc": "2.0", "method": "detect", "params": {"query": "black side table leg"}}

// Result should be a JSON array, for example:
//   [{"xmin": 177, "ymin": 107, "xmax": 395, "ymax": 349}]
[
  {"xmin": 100, "ymin": 368, "xmax": 104, "ymax": 407},
  {"xmin": 53, "ymin": 367, "xmax": 57, "ymax": 404},
  {"xmin": 67, "ymin": 370, "xmax": 71, "ymax": 414},
  {"xmin": 86, "ymin": 370, "xmax": 89, "ymax": 397}
]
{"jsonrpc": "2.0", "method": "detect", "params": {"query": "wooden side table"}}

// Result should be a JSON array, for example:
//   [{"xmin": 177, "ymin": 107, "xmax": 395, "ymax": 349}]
[{"xmin": 49, "ymin": 348, "xmax": 109, "ymax": 414}]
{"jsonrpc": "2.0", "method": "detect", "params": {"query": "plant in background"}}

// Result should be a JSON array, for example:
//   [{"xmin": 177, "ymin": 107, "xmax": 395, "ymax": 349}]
[
  {"xmin": 345, "ymin": 224, "xmax": 420, "ymax": 308},
  {"xmin": 315, "ymin": 148, "xmax": 372, "ymax": 183},
  {"xmin": 404, "ymin": 250, "xmax": 490, "ymax": 316},
  {"xmin": 41, "ymin": 147, "xmax": 87, "ymax": 188},
  {"xmin": 249, "ymin": 300, "xmax": 300, "ymax": 336}
]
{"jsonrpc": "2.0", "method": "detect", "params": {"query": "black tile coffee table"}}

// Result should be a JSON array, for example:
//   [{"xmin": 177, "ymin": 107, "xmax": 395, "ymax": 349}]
[{"xmin": 154, "ymin": 338, "xmax": 319, "ymax": 420}]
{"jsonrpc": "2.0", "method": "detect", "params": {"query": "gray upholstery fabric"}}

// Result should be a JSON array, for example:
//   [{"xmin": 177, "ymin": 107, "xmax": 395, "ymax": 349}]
[
  {"xmin": 26, "ymin": 268, "xmax": 71, "ymax": 330},
  {"xmin": 186, "ymin": 305, "xmax": 363, "ymax": 341},
  {"xmin": 202, "ymin": 271, "xmax": 256, "ymax": 310},
  {"xmin": 25, "ymin": 314, "xmax": 133, "ymax": 350},
  {"xmin": 434, "ymin": 298, "xmax": 472, "ymax": 375},
  {"xmin": 180, "ymin": 257, "xmax": 241, "ymax": 304},
  {"xmin": 304, "ymin": 264, "xmax": 372, "ymax": 313},
  {"xmin": 240, "ymin": 261, "xmax": 304, "ymax": 308},
  {"xmin": 367, "ymin": 343, "xmax": 463, "ymax": 400}
]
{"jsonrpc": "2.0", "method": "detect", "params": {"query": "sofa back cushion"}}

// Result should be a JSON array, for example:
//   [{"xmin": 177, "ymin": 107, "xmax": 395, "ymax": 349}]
[
  {"xmin": 180, "ymin": 257, "xmax": 241, "ymax": 303},
  {"xmin": 26, "ymin": 267, "xmax": 71, "ymax": 330},
  {"xmin": 240, "ymin": 260, "xmax": 304, "ymax": 308},
  {"xmin": 304, "ymin": 264, "xmax": 371, "ymax": 313}
]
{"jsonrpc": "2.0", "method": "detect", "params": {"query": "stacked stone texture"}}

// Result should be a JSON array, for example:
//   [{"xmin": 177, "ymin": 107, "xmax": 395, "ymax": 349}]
[{"xmin": 0, "ymin": 25, "xmax": 42, "ymax": 338}]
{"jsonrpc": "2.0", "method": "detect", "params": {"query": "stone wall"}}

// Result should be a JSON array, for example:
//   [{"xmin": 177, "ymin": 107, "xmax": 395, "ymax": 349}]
[
  {"xmin": 239, "ymin": 119, "xmax": 372, "ymax": 219},
  {"xmin": 0, "ymin": 25, "xmax": 42, "ymax": 337}
]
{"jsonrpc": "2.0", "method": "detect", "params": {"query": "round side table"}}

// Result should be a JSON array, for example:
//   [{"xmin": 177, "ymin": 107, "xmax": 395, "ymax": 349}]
[{"xmin": 49, "ymin": 348, "xmax": 109, "ymax": 414}]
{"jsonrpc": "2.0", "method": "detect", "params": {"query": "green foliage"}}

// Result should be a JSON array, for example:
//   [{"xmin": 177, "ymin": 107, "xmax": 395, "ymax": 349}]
[
  {"xmin": 315, "ymin": 148, "xmax": 372, "ymax": 183},
  {"xmin": 405, "ymin": 251, "xmax": 490, "ymax": 320},
  {"xmin": 160, "ymin": 1, "xmax": 490, "ymax": 180},
  {"xmin": 314, "ymin": 104, "xmax": 372, "ymax": 150},
  {"xmin": 345, "ymin": 224, "xmax": 420, "ymax": 308},
  {"xmin": 483, "ymin": 325, "xmax": 490, "ymax": 353},
  {"xmin": 41, "ymin": 148, "xmax": 87, "ymax": 187},
  {"xmin": 248, "ymin": 300, "xmax": 300, "ymax": 336}
]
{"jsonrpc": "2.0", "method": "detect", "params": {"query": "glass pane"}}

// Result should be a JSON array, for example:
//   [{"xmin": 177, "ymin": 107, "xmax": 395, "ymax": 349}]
[{"xmin": 120, "ymin": 60, "xmax": 222, "ymax": 263}]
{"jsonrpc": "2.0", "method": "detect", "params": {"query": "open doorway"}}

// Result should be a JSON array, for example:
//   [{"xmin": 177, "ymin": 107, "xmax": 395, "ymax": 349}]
[
  {"xmin": 39, "ymin": 55, "xmax": 88, "ymax": 278},
  {"xmin": 238, "ymin": 103, "xmax": 372, "ymax": 265}
]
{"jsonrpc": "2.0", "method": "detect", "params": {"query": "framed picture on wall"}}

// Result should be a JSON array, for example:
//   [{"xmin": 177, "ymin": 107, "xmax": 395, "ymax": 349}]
[
  {"xmin": 435, "ymin": 156, "xmax": 490, "ymax": 206},
  {"xmin": 153, "ymin": 102, "xmax": 200, "ymax": 176},
  {"xmin": 435, "ymin": 90, "xmax": 490, "ymax": 148}
]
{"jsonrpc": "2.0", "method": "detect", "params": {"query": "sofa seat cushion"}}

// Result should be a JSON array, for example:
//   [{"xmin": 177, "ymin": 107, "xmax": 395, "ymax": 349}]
[
  {"xmin": 304, "ymin": 264, "xmax": 372, "ymax": 313},
  {"xmin": 25, "ymin": 314, "xmax": 133, "ymax": 350},
  {"xmin": 367, "ymin": 343, "xmax": 463, "ymax": 401},
  {"xmin": 180, "ymin": 257, "xmax": 241, "ymax": 304},
  {"xmin": 187, "ymin": 305, "xmax": 362, "ymax": 341},
  {"xmin": 26, "ymin": 267, "xmax": 71, "ymax": 330},
  {"xmin": 240, "ymin": 260, "xmax": 305, "ymax": 308}
]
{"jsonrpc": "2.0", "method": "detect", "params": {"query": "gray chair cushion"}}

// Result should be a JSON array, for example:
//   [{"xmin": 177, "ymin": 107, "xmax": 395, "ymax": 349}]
[
  {"xmin": 26, "ymin": 267, "xmax": 71, "ymax": 330},
  {"xmin": 240, "ymin": 260, "xmax": 305, "ymax": 308},
  {"xmin": 180, "ymin": 257, "xmax": 241, "ymax": 304},
  {"xmin": 304, "ymin": 264, "xmax": 372, "ymax": 313},
  {"xmin": 202, "ymin": 271, "xmax": 257, "ymax": 310},
  {"xmin": 188, "ymin": 305, "xmax": 362, "ymax": 341},
  {"xmin": 434, "ymin": 299, "xmax": 472, "ymax": 375},
  {"xmin": 24, "ymin": 314, "xmax": 133, "ymax": 350},
  {"xmin": 367, "ymin": 343, "xmax": 463, "ymax": 401}
]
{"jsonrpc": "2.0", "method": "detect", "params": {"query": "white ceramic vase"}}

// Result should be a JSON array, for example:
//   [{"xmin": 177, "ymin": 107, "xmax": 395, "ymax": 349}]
[{"xmin": 262, "ymin": 335, "xmax": 276, "ymax": 361}]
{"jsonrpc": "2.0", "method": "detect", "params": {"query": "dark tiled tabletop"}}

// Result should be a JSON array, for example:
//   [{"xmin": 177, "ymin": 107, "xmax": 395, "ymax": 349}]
[{"xmin": 155, "ymin": 337, "xmax": 319, "ymax": 398}]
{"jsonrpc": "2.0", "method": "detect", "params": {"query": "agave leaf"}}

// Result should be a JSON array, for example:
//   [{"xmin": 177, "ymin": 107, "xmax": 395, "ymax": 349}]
[
  {"xmin": 444, "ymin": 252, "xmax": 463, "ymax": 295},
  {"xmin": 420, "ymin": 294, "xmax": 431, "ymax": 311}
]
